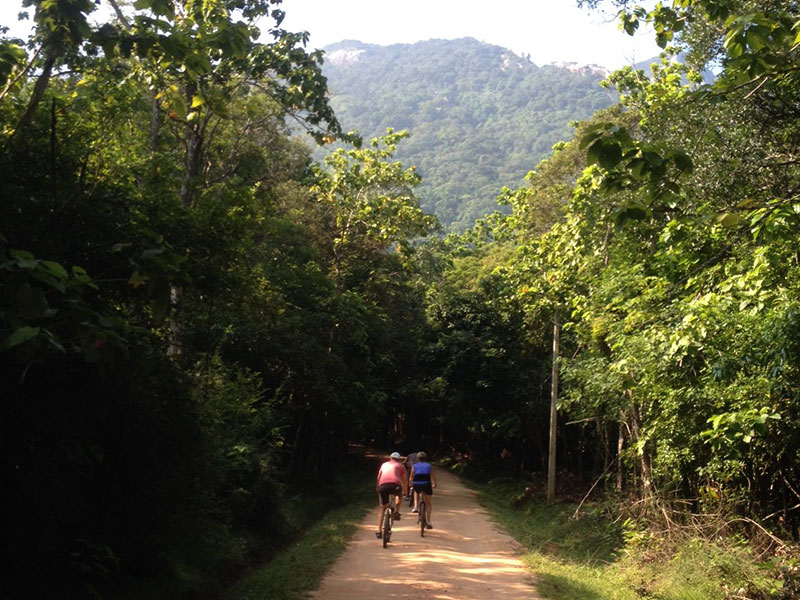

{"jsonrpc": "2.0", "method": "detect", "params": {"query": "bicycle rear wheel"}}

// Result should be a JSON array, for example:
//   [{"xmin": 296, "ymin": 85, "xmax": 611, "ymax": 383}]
[
  {"xmin": 382, "ymin": 506, "xmax": 392, "ymax": 548},
  {"xmin": 419, "ymin": 497, "xmax": 426, "ymax": 537}
]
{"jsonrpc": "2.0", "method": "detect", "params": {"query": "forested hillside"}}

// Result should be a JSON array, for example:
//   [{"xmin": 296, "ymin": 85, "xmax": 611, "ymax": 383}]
[{"xmin": 319, "ymin": 38, "xmax": 616, "ymax": 230}]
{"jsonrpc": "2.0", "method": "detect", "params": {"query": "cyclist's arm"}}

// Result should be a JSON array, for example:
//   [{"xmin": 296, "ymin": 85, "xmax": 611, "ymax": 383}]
[{"xmin": 431, "ymin": 467, "xmax": 438, "ymax": 488}]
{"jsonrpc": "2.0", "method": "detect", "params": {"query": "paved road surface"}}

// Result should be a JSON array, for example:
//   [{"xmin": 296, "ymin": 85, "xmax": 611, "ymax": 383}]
[{"xmin": 309, "ymin": 466, "xmax": 539, "ymax": 599}]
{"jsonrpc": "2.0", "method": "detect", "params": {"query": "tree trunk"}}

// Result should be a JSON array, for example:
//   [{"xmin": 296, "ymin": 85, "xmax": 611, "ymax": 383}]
[
  {"xmin": 180, "ymin": 121, "xmax": 203, "ymax": 207},
  {"xmin": 629, "ymin": 398, "xmax": 653, "ymax": 497},
  {"xmin": 166, "ymin": 285, "xmax": 182, "ymax": 356},
  {"xmin": 179, "ymin": 83, "xmax": 203, "ymax": 207},
  {"xmin": 616, "ymin": 415, "xmax": 625, "ymax": 493},
  {"xmin": 547, "ymin": 319, "xmax": 560, "ymax": 504},
  {"xmin": 12, "ymin": 53, "xmax": 56, "ymax": 140},
  {"xmin": 49, "ymin": 97, "xmax": 58, "ymax": 203},
  {"xmin": 107, "ymin": 0, "xmax": 130, "ymax": 28},
  {"xmin": 599, "ymin": 418, "xmax": 610, "ymax": 475},
  {"xmin": 149, "ymin": 92, "xmax": 160, "ymax": 152}
]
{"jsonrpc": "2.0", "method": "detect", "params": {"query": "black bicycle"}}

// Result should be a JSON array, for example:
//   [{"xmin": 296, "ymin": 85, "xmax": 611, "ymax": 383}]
[
  {"xmin": 381, "ymin": 493, "xmax": 397, "ymax": 548},
  {"xmin": 417, "ymin": 492, "xmax": 427, "ymax": 537}
]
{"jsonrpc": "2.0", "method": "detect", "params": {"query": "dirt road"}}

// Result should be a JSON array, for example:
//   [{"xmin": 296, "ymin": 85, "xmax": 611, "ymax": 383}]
[{"xmin": 309, "ymin": 466, "xmax": 539, "ymax": 599}]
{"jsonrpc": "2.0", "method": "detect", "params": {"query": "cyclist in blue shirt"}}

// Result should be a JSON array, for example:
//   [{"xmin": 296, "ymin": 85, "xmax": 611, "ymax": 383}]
[{"xmin": 409, "ymin": 451, "xmax": 438, "ymax": 529}]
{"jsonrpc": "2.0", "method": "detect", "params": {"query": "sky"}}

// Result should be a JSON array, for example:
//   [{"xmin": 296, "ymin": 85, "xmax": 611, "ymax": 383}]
[
  {"xmin": 0, "ymin": 0, "xmax": 662, "ymax": 70},
  {"xmin": 280, "ymin": 0, "xmax": 661, "ymax": 69}
]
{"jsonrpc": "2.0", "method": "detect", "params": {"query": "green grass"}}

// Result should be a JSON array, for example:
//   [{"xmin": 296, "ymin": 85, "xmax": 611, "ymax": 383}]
[
  {"xmin": 471, "ymin": 478, "xmax": 637, "ymax": 600},
  {"xmin": 224, "ymin": 498, "xmax": 372, "ymax": 600},
  {"xmin": 113, "ymin": 459, "xmax": 377, "ymax": 600},
  {"xmin": 468, "ymin": 477, "xmax": 787, "ymax": 600},
  {"xmin": 224, "ymin": 464, "xmax": 375, "ymax": 600},
  {"xmin": 220, "ymin": 465, "xmax": 793, "ymax": 600}
]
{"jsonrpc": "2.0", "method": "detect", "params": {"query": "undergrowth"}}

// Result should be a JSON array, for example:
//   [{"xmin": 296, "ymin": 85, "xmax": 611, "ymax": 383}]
[
  {"xmin": 469, "ymin": 477, "xmax": 799, "ymax": 600},
  {"xmin": 223, "ymin": 497, "xmax": 373, "ymax": 600},
  {"xmin": 223, "ymin": 456, "xmax": 375, "ymax": 600},
  {"xmin": 115, "ymin": 452, "xmax": 375, "ymax": 600}
]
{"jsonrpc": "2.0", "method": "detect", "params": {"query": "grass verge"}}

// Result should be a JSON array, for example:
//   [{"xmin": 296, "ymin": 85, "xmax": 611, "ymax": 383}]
[
  {"xmin": 224, "ymin": 464, "xmax": 375, "ymax": 600},
  {"xmin": 468, "ymin": 477, "xmax": 792, "ymax": 600}
]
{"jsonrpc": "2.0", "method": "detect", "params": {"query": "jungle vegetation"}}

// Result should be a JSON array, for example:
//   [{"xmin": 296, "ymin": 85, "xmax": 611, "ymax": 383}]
[{"xmin": 1, "ymin": 0, "xmax": 799, "ymax": 598}]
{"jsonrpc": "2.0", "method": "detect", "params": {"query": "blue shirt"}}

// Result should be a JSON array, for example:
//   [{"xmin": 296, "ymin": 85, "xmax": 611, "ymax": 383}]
[{"xmin": 413, "ymin": 461, "xmax": 432, "ymax": 482}]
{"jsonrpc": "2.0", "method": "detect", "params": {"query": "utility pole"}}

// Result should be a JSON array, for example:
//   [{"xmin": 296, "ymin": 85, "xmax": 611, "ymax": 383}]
[{"xmin": 547, "ymin": 319, "xmax": 560, "ymax": 503}]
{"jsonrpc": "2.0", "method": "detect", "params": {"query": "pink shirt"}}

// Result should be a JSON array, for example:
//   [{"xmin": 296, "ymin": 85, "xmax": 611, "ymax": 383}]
[{"xmin": 377, "ymin": 460, "xmax": 406, "ymax": 486}]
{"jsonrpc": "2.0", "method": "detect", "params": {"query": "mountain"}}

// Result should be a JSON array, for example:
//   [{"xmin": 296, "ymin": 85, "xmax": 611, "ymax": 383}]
[{"xmin": 318, "ymin": 38, "xmax": 617, "ymax": 230}]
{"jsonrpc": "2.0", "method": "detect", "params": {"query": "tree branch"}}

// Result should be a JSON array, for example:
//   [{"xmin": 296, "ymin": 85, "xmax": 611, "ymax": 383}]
[
  {"xmin": 0, "ymin": 45, "xmax": 41, "ymax": 104},
  {"xmin": 106, "ymin": 0, "xmax": 131, "ymax": 29}
]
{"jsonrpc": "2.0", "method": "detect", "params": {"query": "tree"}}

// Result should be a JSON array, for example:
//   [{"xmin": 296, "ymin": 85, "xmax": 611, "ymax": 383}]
[{"xmin": 0, "ymin": 2, "xmax": 377, "ymax": 596}]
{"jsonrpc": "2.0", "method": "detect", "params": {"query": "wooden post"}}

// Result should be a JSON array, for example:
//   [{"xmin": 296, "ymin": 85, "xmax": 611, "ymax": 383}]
[{"xmin": 547, "ymin": 319, "xmax": 560, "ymax": 503}]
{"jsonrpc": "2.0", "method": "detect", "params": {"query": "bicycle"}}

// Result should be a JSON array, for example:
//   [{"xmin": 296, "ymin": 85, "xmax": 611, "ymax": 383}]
[
  {"xmin": 381, "ymin": 493, "xmax": 397, "ymax": 548},
  {"xmin": 417, "ymin": 492, "xmax": 427, "ymax": 537}
]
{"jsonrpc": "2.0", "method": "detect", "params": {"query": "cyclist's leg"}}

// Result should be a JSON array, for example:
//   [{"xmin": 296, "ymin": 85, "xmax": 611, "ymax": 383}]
[
  {"xmin": 425, "ymin": 484, "xmax": 433, "ymax": 527},
  {"xmin": 426, "ymin": 492, "xmax": 432, "ymax": 522},
  {"xmin": 393, "ymin": 485, "xmax": 403, "ymax": 517},
  {"xmin": 377, "ymin": 502, "xmax": 388, "ymax": 534},
  {"xmin": 377, "ymin": 487, "xmax": 390, "ymax": 535}
]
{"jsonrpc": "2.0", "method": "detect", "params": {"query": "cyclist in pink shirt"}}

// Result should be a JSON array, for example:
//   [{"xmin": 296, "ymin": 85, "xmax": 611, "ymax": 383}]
[{"xmin": 375, "ymin": 452, "xmax": 408, "ymax": 537}]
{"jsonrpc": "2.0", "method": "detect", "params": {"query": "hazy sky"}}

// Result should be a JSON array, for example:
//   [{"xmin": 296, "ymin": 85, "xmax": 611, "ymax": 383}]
[
  {"xmin": 0, "ymin": 0, "xmax": 662, "ymax": 69},
  {"xmin": 280, "ymin": 0, "xmax": 661, "ymax": 68}
]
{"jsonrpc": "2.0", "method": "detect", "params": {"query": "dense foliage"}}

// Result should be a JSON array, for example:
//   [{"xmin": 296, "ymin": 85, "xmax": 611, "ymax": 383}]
[
  {"xmin": 4, "ymin": 0, "xmax": 800, "ymax": 597},
  {"xmin": 0, "ymin": 1, "xmax": 436, "ymax": 597},
  {"xmin": 319, "ymin": 38, "xmax": 617, "ymax": 231},
  {"xmin": 427, "ymin": 0, "xmax": 800, "ymax": 557}
]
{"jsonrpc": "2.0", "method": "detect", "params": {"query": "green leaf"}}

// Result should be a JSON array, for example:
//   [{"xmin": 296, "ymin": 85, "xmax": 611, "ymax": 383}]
[
  {"xmin": 709, "ymin": 414, "xmax": 725, "ymax": 430},
  {"xmin": 1, "ymin": 326, "xmax": 40, "ymax": 351},
  {"xmin": 726, "ymin": 39, "xmax": 745, "ymax": 58},
  {"xmin": 614, "ymin": 205, "xmax": 649, "ymax": 230},
  {"xmin": 716, "ymin": 213, "xmax": 741, "ymax": 227},
  {"xmin": 671, "ymin": 150, "xmax": 693, "ymax": 173},
  {"xmin": 587, "ymin": 139, "xmax": 623, "ymax": 170},
  {"xmin": 41, "ymin": 260, "xmax": 68, "ymax": 280},
  {"xmin": 746, "ymin": 27, "xmax": 768, "ymax": 52},
  {"xmin": 620, "ymin": 10, "xmax": 641, "ymax": 36},
  {"xmin": 10, "ymin": 249, "xmax": 38, "ymax": 269},
  {"xmin": 129, "ymin": 271, "xmax": 149, "ymax": 288}
]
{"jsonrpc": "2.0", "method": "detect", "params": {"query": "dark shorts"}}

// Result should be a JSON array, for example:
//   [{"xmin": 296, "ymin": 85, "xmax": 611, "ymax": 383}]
[
  {"xmin": 378, "ymin": 482, "xmax": 402, "ymax": 505},
  {"xmin": 413, "ymin": 482, "xmax": 433, "ymax": 496}
]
